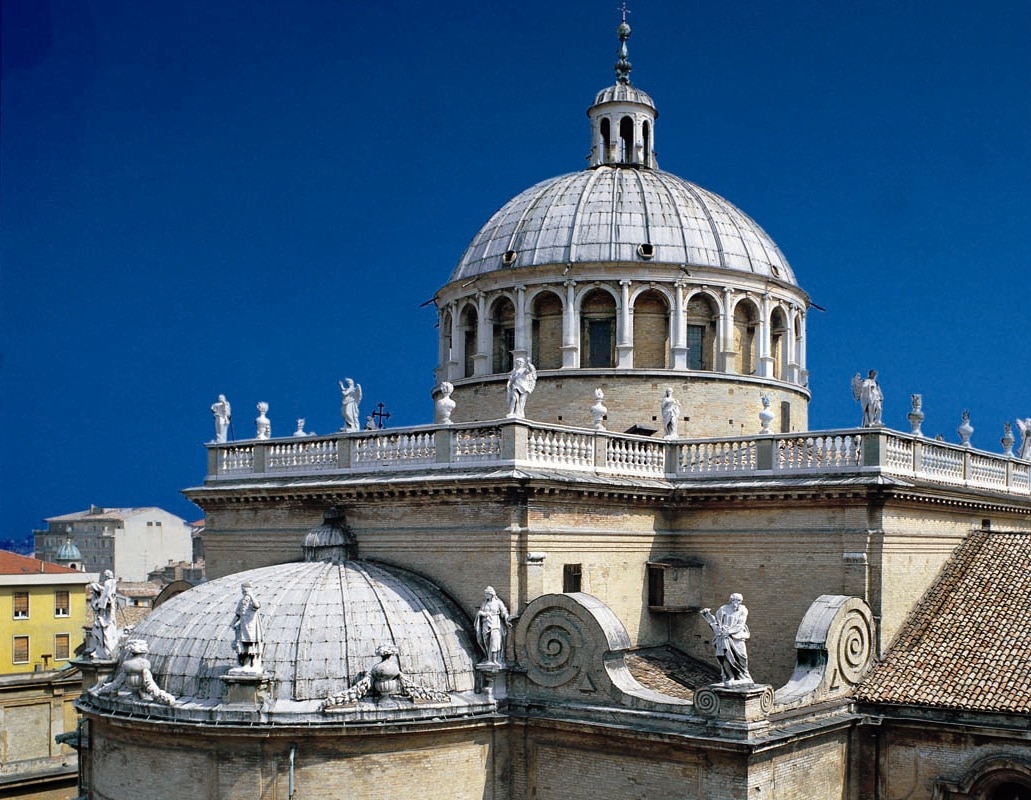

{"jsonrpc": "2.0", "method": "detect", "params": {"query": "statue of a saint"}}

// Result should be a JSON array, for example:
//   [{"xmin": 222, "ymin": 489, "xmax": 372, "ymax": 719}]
[
  {"xmin": 851, "ymin": 370, "xmax": 883, "ymax": 427},
  {"xmin": 87, "ymin": 570, "xmax": 121, "ymax": 660},
  {"xmin": 1016, "ymin": 418, "xmax": 1031, "ymax": 460},
  {"xmin": 475, "ymin": 586, "xmax": 512, "ymax": 666},
  {"xmin": 211, "ymin": 394, "xmax": 232, "ymax": 443},
  {"xmin": 661, "ymin": 388, "xmax": 680, "ymax": 438},
  {"xmin": 231, "ymin": 582, "xmax": 263, "ymax": 672},
  {"xmin": 700, "ymin": 593, "xmax": 753, "ymax": 685},
  {"xmin": 339, "ymin": 378, "xmax": 363, "ymax": 431},
  {"xmin": 506, "ymin": 358, "xmax": 537, "ymax": 419}
]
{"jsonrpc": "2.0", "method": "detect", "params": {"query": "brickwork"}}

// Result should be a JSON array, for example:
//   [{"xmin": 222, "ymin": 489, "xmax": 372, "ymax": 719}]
[
  {"xmin": 87, "ymin": 718, "xmax": 506, "ymax": 800},
  {"xmin": 449, "ymin": 372, "xmax": 809, "ymax": 435},
  {"xmin": 198, "ymin": 484, "xmax": 1031, "ymax": 688},
  {"xmin": 632, "ymin": 292, "xmax": 669, "ymax": 368},
  {"xmin": 872, "ymin": 720, "xmax": 1031, "ymax": 800}
]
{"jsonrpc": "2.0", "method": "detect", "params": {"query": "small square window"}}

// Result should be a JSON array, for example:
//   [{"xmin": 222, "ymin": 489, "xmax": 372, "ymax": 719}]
[
  {"xmin": 55, "ymin": 591, "xmax": 70, "ymax": 617},
  {"xmin": 55, "ymin": 634, "xmax": 70, "ymax": 661},
  {"xmin": 13, "ymin": 635, "xmax": 29, "ymax": 664},
  {"xmin": 13, "ymin": 592, "xmax": 29, "ymax": 619}
]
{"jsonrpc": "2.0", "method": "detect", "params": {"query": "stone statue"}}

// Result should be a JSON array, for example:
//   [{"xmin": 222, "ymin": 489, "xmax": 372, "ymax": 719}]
[
  {"xmin": 369, "ymin": 643, "xmax": 402, "ymax": 696},
  {"xmin": 93, "ymin": 639, "xmax": 175, "ymax": 705},
  {"xmin": 231, "ymin": 581, "xmax": 263, "ymax": 672},
  {"xmin": 661, "ymin": 388, "xmax": 680, "ymax": 438},
  {"xmin": 590, "ymin": 388, "xmax": 607, "ymax": 430},
  {"xmin": 339, "ymin": 378, "xmax": 362, "ymax": 431},
  {"xmin": 475, "ymin": 586, "xmax": 512, "ymax": 666},
  {"xmin": 433, "ymin": 381, "xmax": 456, "ymax": 425},
  {"xmin": 851, "ymin": 370, "xmax": 883, "ymax": 427},
  {"xmin": 758, "ymin": 393, "xmax": 774, "ymax": 434},
  {"xmin": 255, "ymin": 402, "xmax": 271, "ymax": 440},
  {"xmin": 211, "ymin": 394, "xmax": 232, "ymax": 443},
  {"xmin": 700, "ymin": 593, "xmax": 753, "ymax": 685},
  {"xmin": 506, "ymin": 358, "xmax": 537, "ymax": 419},
  {"xmin": 1016, "ymin": 419, "xmax": 1031, "ymax": 460},
  {"xmin": 87, "ymin": 570, "xmax": 121, "ymax": 660},
  {"xmin": 293, "ymin": 418, "xmax": 308, "ymax": 437},
  {"xmin": 365, "ymin": 414, "xmax": 376, "ymax": 430}
]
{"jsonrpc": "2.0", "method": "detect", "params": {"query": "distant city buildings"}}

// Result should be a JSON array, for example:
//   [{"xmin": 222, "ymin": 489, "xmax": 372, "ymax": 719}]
[{"xmin": 34, "ymin": 506, "xmax": 193, "ymax": 582}]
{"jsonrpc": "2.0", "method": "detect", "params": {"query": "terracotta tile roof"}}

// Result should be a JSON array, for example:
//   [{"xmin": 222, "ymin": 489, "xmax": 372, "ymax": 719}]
[
  {"xmin": 625, "ymin": 645, "xmax": 721, "ymax": 701},
  {"xmin": 0, "ymin": 549, "xmax": 81, "ymax": 575},
  {"xmin": 857, "ymin": 530, "xmax": 1031, "ymax": 714}
]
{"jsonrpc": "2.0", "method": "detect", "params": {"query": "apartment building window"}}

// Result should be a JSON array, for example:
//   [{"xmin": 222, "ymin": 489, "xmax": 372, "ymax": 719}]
[
  {"xmin": 13, "ymin": 635, "xmax": 29, "ymax": 664},
  {"xmin": 55, "ymin": 591, "xmax": 70, "ymax": 617},
  {"xmin": 13, "ymin": 592, "xmax": 29, "ymax": 619},
  {"xmin": 55, "ymin": 633, "xmax": 70, "ymax": 661}
]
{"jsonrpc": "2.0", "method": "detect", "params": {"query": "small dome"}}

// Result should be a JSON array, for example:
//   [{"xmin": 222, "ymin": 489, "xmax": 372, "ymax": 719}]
[
  {"xmin": 121, "ymin": 560, "xmax": 478, "ymax": 705},
  {"xmin": 450, "ymin": 167, "xmax": 795, "ymax": 284},
  {"xmin": 55, "ymin": 539, "xmax": 82, "ymax": 562},
  {"xmin": 593, "ymin": 82, "xmax": 655, "ymax": 109}
]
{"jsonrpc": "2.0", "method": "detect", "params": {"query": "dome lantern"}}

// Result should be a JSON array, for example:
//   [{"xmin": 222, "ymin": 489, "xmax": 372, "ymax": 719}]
[{"xmin": 589, "ymin": 18, "xmax": 658, "ymax": 169}]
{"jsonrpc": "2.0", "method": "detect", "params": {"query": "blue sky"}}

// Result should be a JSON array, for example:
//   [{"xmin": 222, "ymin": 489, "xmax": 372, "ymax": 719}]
[{"xmin": 2, "ymin": 0, "xmax": 1029, "ymax": 543}]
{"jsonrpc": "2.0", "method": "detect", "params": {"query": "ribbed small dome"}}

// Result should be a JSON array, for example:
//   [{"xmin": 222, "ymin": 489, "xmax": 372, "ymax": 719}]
[
  {"xmin": 128, "ymin": 560, "xmax": 478, "ymax": 703},
  {"xmin": 450, "ymin": 167, "xmax": 795, "ymax": 284},
  {"xmin": 593, "ymin": 82, "xmax": 655, "ymax": 108},
  {"xmin": 55, "ymin": 539, "xmax": 82, "ymax": 562}
]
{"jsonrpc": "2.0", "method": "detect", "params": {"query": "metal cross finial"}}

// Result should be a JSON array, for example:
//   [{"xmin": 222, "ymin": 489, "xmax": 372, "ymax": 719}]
[
  {"xmin": 614, "ymin": 5, "xmax": 633, "ymax": 84},
  {"xmin": 371, "ymin": 402, "xmax": 391, "ymax": 429}
]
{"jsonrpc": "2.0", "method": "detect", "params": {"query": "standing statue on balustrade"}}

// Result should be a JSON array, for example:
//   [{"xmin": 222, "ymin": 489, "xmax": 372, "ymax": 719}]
[
  {"xmin": 661, "ymin": 388, "xmax": 681, "ymax": 438},
  {"xmin": 339, "ymin": 378, "xmax": 363, "ymax": 432},
  {"xmin": 506, "ymin": 358, "xmax": 537, "ymax": 419},
  {"xmin": 851, "ymin": 370, "xmax": 883, "ymax": 427},
  {"xmin": 1016, "ymin": 418, "xmax": 1031, "ymax": 460},
  {"xmin": 700, "ymin": 592, "xmax": 753, "ymax": 685},
  {"xmin": 211, "ymin": 394, "xmax": 232, "ymax": 443}
]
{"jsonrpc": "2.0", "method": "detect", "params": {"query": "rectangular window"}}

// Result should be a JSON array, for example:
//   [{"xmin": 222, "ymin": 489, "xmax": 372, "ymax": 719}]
[
  {"xmin": 587, "ymin": 320, "xmax": 613, "ymax": 368},
  {"xmin": 563, "ymin": 563, "xmax": 583, "ymax": 593},
  {"xmin": 13, "ymin": 592, "xmax": 29, "ymax": 619},
  {"xmin": 55, "ymin": 633, "xmax": 70, "ymax": 661},
  {"xmin": 647, "ymin": 565, "xmax": 665, "ymax": 607},
  {"xmin": 55, "ymin": 590, "xmax": 70, "ymax": 617},
  {"xmin": 13, "ymin": 635, "xmax": 29, "ymax": 664},
  {"xmin": 687, "ymin": 325, "xmax": 705, "ymax": 370}
]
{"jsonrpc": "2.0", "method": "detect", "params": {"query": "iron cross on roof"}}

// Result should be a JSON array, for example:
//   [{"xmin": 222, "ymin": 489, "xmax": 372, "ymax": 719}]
[{"xmin": 371, "ymin": 403, "xmax": 391, "ymax": 429}]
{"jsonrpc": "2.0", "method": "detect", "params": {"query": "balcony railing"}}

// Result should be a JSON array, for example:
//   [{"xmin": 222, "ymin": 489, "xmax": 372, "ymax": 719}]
[{"xmin": 204, "ymin": 421, "xmax": 1031, "ymax": 498}]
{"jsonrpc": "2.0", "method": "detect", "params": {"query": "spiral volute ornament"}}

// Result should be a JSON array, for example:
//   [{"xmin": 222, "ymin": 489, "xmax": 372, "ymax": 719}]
[
  {"xmin": 834, "ymin": 605, "xmax": 874, "ymax": 685},
  {"xmin": 758, "ymin": 685, "xmax": 775, "ymax": 714},
  {"xmin": 523, "ymin": 607, "xmax": 587, "ymax": 688},
  {"xmin": 693, "ymin": 687, "xmax": 719, "ymax": 716}
]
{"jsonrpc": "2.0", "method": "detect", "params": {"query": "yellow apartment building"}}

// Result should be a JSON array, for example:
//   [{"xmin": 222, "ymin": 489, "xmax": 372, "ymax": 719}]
[{"xmin": 0, "ymin": 550, "xmax": 92, "ymax": 674}]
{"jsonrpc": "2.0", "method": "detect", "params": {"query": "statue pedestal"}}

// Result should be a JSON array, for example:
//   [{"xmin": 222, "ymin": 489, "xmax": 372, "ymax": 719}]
[
  {"xmin": 221, "ymin": 671, "xmax": 272, "ymax": 708},
  {"xmin": 475, "ymin": 661, "xmax": 504, "ymax": 702},
  {"xmin": 71, "ymin": 656, "xmax": 118, "ymax": 693},
  {"xmin": 693, "ymin": 683, "xmax": 774, "ymax": 739}
]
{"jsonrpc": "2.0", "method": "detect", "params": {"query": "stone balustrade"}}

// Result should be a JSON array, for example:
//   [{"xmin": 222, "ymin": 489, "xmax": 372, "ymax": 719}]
[{"xmin": 205, "ymin": 423, "xmax": 1031, "ymax": 497}]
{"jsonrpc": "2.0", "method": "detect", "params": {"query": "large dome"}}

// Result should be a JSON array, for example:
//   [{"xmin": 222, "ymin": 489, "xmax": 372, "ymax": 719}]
[
  {"xmin": 99, "ymin": 559, "xmax": 480, "ymax": 716},
  {"xmin": 450, "ymin": 166, "xmax": 795, "ymax": 285}
]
